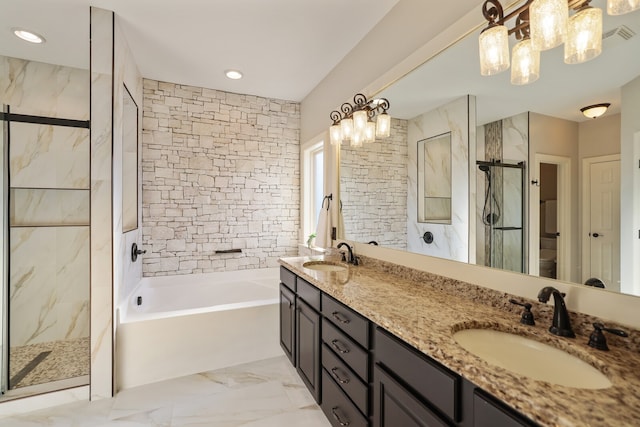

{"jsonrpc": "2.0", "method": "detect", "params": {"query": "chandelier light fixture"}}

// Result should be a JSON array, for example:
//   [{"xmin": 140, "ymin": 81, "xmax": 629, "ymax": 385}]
[
  {"xmin": 478, "ymin": 0, "xmax": 639, "ymax": 85},
  {"xmin": 329, "ymin": 94, "xmax": 391, "ymax": 146}
]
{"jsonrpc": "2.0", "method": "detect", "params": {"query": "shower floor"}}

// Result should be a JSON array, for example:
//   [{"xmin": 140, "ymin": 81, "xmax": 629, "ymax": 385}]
[{"xmin": 9, "ymin": 337, "xmax": 90, "ymax": 389}]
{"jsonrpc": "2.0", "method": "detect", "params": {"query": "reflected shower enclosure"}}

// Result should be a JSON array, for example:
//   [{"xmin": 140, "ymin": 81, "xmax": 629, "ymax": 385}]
[{"xmin": 476, "ymin": 160, "xmax": 526, "ymax": 273}]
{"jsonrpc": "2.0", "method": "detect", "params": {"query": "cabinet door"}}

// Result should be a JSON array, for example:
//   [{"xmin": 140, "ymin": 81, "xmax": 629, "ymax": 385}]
[
  {"xmin": 373, "ymin": 365, "xmax": 449, "ymax": 427},
  {"xmin": 473, "ymin": 390, "xmax": 538, "ymax": 427},
  {"xmin": 279, "ymin": 284, "xmax": 296, "ymax": 365},
  {"xmin": 296, "ymin": 298, "xmax": 321, "ymax": 403}
]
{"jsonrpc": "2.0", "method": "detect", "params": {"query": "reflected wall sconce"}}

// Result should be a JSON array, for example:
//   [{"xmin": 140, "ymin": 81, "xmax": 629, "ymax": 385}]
[
  {"xmin": 580, "ymin": 103, "xmax": 610, "ymax": 118},
  {"xmin": 479, "ymin": 0, "xmax": 639, "ymax": 85},
  {"xmin": 329, "ymin": 93, "xmax": 391, "ymax": 146}
]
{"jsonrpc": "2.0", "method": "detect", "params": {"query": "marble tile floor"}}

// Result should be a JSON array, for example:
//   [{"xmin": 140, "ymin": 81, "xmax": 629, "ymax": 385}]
[
  {"xmin": 9, "ymin": 337, "xmax": 90, "ymax": 389},
  {"xmin": 0, "ymin": 356, "xmax": 331, "ymax": 426}
]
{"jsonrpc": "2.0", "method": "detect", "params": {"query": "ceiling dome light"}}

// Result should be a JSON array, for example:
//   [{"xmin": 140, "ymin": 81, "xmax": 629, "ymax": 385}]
[
  {"xmin": 580, "ymin": 103, "xmax": 610, "ymax": 119},
  {"xmin": 225, "ymin": 70, "xmax": 243, "ymax": 80},
  {"xmin": 12, "ymin": 28, "xmax": 45, "ymax": 44}
]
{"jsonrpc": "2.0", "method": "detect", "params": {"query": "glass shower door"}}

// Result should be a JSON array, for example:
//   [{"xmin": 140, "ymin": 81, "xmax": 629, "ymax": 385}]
[{"xmin": 1, "ymin": 106, "xmax": 7, "ymax": 395}]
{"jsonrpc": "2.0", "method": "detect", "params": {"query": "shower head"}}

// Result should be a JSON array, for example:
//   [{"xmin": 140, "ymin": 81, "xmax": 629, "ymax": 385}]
[{"xmin": 478, "ymin": 164, "xmax": 490, "ymax": 173}]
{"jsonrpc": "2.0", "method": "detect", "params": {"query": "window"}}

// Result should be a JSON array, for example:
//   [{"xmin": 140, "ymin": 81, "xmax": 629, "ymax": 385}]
[{"xmin": 302, "ymin": 138, "xmax": 325, "ymax": 245}]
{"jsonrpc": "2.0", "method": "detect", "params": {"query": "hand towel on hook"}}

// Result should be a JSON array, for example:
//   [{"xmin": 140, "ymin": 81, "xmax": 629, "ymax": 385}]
[{"xmin": 315, "ymin": 195, "xmax": 333, "ymax": 248}]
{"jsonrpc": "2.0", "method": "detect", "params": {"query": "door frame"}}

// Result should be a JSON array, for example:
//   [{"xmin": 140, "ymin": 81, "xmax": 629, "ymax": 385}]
[
  {"xmin": 581, "ymin": 154, "xmax": 621, "ymax": 285},
  {"xmin": 530, "ymin": 154, "xmax": 571, "ymax": 280}
]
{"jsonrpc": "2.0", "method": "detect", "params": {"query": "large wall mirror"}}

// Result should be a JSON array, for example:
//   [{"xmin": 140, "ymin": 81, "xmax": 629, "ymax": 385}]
[{"xmin": 339, "ymin": 0, "xmax": 640, "ymax": 297}]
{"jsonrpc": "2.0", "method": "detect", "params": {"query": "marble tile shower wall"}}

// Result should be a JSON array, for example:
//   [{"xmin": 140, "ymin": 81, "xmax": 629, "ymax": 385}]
[
  {"xmin": 0, "ymin": 56, "xmax": 90, "ymax": 347},
  {"xmin": 407, "ymin": 96, "xmax": 475, "ymax": 262},
  {"xmin": 142, "ymin": 80, "xmax": 300, "ymax": 276},
  {"xmin": 340, "ymin": 119, "xmax": 408, "ymax": 248}
]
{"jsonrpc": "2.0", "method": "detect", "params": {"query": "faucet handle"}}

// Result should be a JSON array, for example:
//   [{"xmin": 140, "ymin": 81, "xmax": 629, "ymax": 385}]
[
  {"xmin": 509, "ymin": 299, "xmax": 535, "ymax": 326},
  {"xmin": 588, "ymin": 323, "xmax": 629, "ymax": 351}
]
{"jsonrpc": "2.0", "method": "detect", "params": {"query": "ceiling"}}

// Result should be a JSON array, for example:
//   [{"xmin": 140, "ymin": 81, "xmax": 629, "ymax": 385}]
[
  {"xmin": 379, "ymin": 0, "xmax": 640, "ymax": 124},
  {"xmin": 0, "ymin": 0, "xmax": 399, "ymax": 102}
]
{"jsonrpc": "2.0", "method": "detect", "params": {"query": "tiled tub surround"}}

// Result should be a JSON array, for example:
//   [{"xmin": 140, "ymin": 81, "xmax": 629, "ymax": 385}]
[
  {"xmin": 142, "ymin": 79, "xmax": 300, "ymax": 276},
  {"xmin": 279, "ymin": 256, "xmax": 640, "ymax": 426}
]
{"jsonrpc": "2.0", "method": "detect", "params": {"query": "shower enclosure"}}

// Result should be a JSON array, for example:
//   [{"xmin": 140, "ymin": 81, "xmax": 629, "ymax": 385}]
[
  {"xmin": 476, "ymin": 160, "xmax": 526, "ymax": 273},
  {"xmin": 0, "ymin": 105, "xmax": 90, "ymax": 399}
]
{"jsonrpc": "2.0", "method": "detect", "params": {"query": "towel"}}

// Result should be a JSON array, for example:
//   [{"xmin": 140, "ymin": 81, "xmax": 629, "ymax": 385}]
[
  {"xmin": 544, "ymin": 200, "xmax": 557, "ymax": 234},
  {"xmin": 315, "ymin": 196, "xmax": 332, "ymax": 248}
]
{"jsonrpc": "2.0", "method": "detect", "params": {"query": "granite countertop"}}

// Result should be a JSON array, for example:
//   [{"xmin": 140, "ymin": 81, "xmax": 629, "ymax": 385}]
[{"xmin": 279, "ymin": 255, "xmax": 640, "ymax": 427}]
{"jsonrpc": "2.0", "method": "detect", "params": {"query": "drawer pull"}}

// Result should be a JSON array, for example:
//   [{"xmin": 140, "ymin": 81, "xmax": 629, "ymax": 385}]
[
  {"xmin": 332, "ymin": 311, "xmax": 350, "ymax": 324},
  {"xmin": 331, "ymin": 339, "xmax": 350, "ymax": 354},
  {"xmin": 331, "ymin": 406, "xmax": 350, "ymax": 426},
  {"xmin": 331, "ymin": 367, "xmax": 350, "ymax": 384}
]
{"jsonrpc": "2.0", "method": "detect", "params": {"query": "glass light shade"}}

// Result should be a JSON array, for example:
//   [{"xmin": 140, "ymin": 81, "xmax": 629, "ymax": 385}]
[
  {"xmin": 607, "ymin": 0, "xmax": 640, "ymax": 15},
  {"xmin": 511, "ymin": 39, "xmax": 540, "ymax": 85},
  {"xmin": 478, "ymin": 25, "xmax": 510, "ymax": 76},
  {"xmin": 341, "ymin": 118, "xmax": 353, "ymax": 141},
  {"xmin": 364, "ymin": 121, "xmax": 376, "ymax": 143},
  {"xmin": 375, "ymin": 113, "xmax": 391, "ymax": 138},
  {"xmin": 581, "ymin": 103, "xmax": 610, "ymax": 119},
  {"xmin": 351, "ymin": 129, "xmax": 364, "ymax": 147},
  {"xmin": 353, "ymin": 110, "xmax": 368, "ymax": 134},
  {"xmin": 330, "ymin": 124, "xmax": 342, "ymax": 145},
  {"xmin": 530, "ymin": 0, "xmax": 568, "ymax": 51},
  {"xmin": 565, "ymin": 7, "xmax": 602, "ymax": 64}
]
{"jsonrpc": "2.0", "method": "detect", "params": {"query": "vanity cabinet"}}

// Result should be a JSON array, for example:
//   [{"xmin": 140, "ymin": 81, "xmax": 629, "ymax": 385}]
[{"xmin": 279, "ymin": 266, "xmax": 538, "ymax": 427}]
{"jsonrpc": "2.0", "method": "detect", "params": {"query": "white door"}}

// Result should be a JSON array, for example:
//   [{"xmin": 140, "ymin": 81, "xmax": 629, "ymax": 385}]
[{"xmin": 586, "ymin": 159, "xmax": 621, "ymax": 290}]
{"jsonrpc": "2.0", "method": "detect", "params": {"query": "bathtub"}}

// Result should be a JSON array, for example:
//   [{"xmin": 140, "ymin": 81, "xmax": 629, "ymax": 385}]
[{"xmin": 116, "ymin": 267, "xmax": 282, "ymax": 389}]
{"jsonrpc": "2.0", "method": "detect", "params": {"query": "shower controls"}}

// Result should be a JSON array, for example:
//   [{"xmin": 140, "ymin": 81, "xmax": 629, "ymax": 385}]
[
  {"xmin": 422, "ymin": 231, "xmax": 434, "ymax": 244},
  {"xmin": 131, "ymin": 243, "xmax": 146, "ymax": 262}
]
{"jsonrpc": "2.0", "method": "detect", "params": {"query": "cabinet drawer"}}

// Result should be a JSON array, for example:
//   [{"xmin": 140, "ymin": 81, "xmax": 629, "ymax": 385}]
[
  {"xmin": 321, "ymin": 369, "xmax": 368, "ymax": 427},
  {"xmin": 280, "ymin": 266, "xmax": 296, "ymax": 292},
  {"xmin": 375, "ymin": 328, "xmax": 460, "ymax": 422},
  {"xmin": 373, "ymin": 365, "xmax": 449, "ymax": 427},
  {"xmin": 322, "ymin": 344, "xmax": 368, "ymax": 416},
  {"xmin": 322, "ymin": 293, "xmax": 370, "ymax": 348},
  {"xmin": 322, "ymin": 318, "xmax": 369, "ymax": 382},
  {"xmin": 297, "ymin": 277, "xmax": 321, "ymax": 311},
  {"xmin": 473, "ymin": 390, "xmax": 538, "ymax": 427}
]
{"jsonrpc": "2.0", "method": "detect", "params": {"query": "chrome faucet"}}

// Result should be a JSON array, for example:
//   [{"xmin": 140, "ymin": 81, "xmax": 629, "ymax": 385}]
[
  {"xmin": 337, "ymin": 242, "xmax": 358, "ymax": 265},
  {"xmin": 537, "ymin": 286, "xmax": 575, "ymax": 338}
]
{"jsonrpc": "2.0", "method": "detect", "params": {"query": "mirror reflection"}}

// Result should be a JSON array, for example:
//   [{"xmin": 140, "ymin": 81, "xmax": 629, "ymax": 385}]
[{"xmin": 339, "ymin": 0, "xmax": 640, "ymax": 296}]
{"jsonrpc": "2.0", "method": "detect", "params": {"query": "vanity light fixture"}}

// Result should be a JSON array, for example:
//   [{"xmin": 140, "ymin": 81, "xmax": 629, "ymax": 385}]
[
  {"xmin": 479, "ymin": 0, "xmax": 639, "ymax": 84},
  {"xmin": 580, "ymin": 103, "xmax": 610, "ymax": 118},
  {"xmin": 329, "ymin": 93, "xmax": 391, "ymax": 146},
  {"xmin": 12, "ymin": 28, "xmax": 45, "ymax": 44},
  {"xmin": 224, "ymin": 69, "xmax": 243, "ymax": 80}
]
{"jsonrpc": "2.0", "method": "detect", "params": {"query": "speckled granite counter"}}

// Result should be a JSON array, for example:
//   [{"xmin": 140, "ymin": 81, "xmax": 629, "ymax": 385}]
[{"xmin": 279, "ymin": 255, "xmax": 640, "ymax": 427}]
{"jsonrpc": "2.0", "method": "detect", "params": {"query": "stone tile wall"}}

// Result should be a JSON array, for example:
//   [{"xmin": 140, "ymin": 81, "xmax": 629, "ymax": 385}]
[{"xmin": 142, "ymin": 79, "xmax": 300, "ymax": 276}]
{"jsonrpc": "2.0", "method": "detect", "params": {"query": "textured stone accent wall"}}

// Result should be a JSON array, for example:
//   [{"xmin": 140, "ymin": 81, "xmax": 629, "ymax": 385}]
[
  {"xmin": 340, "ymin": 119, "xmax": 408, "ymax": 249},
  {"xmin": 142, "ymin": 79, "xmax": 300, "ymax": 276}
]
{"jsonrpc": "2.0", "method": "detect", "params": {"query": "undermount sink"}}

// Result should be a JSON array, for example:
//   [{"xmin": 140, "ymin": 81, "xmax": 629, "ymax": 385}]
[
  {"xmin": 302, "ymin": 261, "xmax": 347, "ymax": 272},
  {"xmin": 453, "ymin": 328, "xmax": 611, "ymax": 389}
]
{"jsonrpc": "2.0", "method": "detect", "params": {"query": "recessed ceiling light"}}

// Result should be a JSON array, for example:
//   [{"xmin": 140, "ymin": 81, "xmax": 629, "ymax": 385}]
[
  {"xmin": 225, "ymin": 70, "xmax": 243, "ymax": 80},
  {"xmin": 12, "ymin": 28, "xmax": 45, "ymax": 44}
]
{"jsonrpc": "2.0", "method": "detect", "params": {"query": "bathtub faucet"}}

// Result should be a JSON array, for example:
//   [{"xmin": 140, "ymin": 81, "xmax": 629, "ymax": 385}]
[{"xmin": 337, "ymin": 242, "xmax": 358, "ymax": 265}]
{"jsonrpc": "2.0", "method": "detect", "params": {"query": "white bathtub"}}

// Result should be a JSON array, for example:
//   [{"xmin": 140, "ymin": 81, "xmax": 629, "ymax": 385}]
[{"xmin": 116, "ymin": 268, "xmax": 282, "ymax": 389}]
